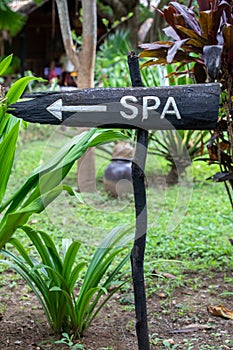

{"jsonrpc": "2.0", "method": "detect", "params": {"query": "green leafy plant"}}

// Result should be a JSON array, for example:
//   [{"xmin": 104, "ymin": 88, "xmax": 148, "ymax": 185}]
[
  {"xmin": 95, "ymin": 29, "xmax": 163, "ymax": 88},
  {"xmin": 0, "ymin": 56, "xmax": 128, "ymax": 250},
  {"xmin": 55, "ymin": 332, "xmax": 85, "ymax": 349},
  {"xmin": 0, "ymin": 55, "xmax": 49, "ymax": 246},
  {"xmin": 149, "ymin": 129, "xmax": 208, "ymax": 184},
  {"xmin": 0, "ymin": 1, "xmax": 26, "ymax": 37},
  {"xmin": 1, "ymin": 225, "xmax": 131, "ymax": 337},
  {"xmin": 95, "ymin": 29, "xmax": 132, "ymax": 88},
  {"xmin": 0, "ymin": 93, "xmax": 126, "ymax": 249},
  {"xmin": 145, "ymin": 63, "xmax": 208, "ymax": 185},
  {"xmin": 139, "ymin": 0, "xmax": 233, "ymax": 201}
]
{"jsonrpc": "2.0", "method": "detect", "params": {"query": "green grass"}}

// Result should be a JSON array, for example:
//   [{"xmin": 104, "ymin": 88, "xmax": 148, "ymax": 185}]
[{"xmin": 2, "ymin": 125, "xmax": 233, "ymax": 285}]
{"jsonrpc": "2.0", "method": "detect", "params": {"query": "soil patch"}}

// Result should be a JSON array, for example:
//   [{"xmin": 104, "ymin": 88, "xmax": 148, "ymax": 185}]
[{"xmin": 1, "ymin": 270, "xmax": 233, "ymax": 349}]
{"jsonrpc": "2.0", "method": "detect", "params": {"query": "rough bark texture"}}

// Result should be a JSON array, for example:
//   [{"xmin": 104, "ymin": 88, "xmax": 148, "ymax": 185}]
[
  {"xmin": 78, "ymin": 0, "xmax": 97, "ymax": 88},
  {"xmin": 128, "ymin": 2, "xmax": 140, "ymax": 50},
  {"xmin": 77, "ymin": 0, "xmax": 97, "ymax": 192},
  {"xmin": 128, "ymin": 52, "xmax": 150, "ymax": 350},
  {"xmin": 55, "ymin": 0, "xmax": 79, "ymax": 74},
  {"xmin": 10, "ymin": 84, "xmax": 220, "ymax": 130}
]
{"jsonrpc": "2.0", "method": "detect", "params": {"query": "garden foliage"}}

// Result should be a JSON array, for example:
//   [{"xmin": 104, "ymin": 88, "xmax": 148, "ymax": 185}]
[
  {"xmin": 149, "ymin": 129, "xmax": 208, "ymax": 184},
  {"xmin": 2, "ymin": 225, "xmax": 131, "ymax": 337},
  {"xmin": 0, "ymin": 55, "xmax": 128, "ymax": 249},
  {"xmin": 140, "ymin": 0, "xmax": 233, "ymax": 198},
  {"xmin": 0, "ymin": 54, "xmax": 130, "ymax": 337}
]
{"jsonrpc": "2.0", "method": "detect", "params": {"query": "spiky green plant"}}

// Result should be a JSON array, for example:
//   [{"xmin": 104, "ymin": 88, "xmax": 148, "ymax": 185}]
[
  {"xmin": 1, "ymin": 225, "xmax": 131, "ymax": 337},
  {"xmin": 149, "ymin": 129, "xmax": 208, "ymax": 184}
]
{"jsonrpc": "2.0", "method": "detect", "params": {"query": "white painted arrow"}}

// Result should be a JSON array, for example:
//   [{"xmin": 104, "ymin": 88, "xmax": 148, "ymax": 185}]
[{"xmin": 46, "ymin": 99, "xmax": 107, "ymax": 121}]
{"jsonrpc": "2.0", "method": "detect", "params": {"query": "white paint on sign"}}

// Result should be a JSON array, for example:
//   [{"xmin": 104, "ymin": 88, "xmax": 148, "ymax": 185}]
[
  {"xmin": 142, "ymin": 96, "xmax": 160, "ymax": 121},
  {"xmin": 46, "ymin": 95, "xmax": 182, "ymax": 122},
  {"xmin": 120, "ymin": 95, "xmax": 181, "ymax": 121},
  {"xmin": 47, "ymin": 99, "xmax": 107, "ymax": 120},
  {"xmin": 119, "ymin": 96, "xmax": 138, "ymax": 119},
  {"xmin": 160, "ymin": 97, "xmax": 181, "ymax": 119}
]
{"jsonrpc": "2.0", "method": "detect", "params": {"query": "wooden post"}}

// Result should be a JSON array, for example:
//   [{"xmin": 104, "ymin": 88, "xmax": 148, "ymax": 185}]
[{"xmin": 128, "ymin": 52, "xmax": 150, "ymax": 350}]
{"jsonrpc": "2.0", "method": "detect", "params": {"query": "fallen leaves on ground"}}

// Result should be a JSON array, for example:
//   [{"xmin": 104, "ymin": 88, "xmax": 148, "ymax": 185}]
[{"xmin": 207, "ymin": 305, "xmax": 233, "ymax": 319}]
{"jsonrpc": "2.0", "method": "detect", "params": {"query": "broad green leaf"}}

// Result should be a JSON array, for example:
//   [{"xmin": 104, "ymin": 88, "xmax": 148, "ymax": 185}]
[
  {"xmin": 2, "ymin": 225, "xmax": 129, "ymax": 336},
  {"xmin": 8, "ymin": 237, "xmax": 33, "ymax": 266},
  {"xmin": 0, "ymin": 54, "xmax": 13, "ymax": 75},
  {"xmin": 38, "ymin": 230, "xmax": 63, "ymax": 273},
  {"xmin": 87, "ymin": 255, "xmax": 130, "ymax": 319},
  {"xmin": 89, "ymin": 281, "xmax": 128, "ymax": 326},
  {"xmin": 78, "ymin": 226, "xmax": 132, "ymax": 307},
  {"xmin": 0, "ymin": 8, "xmax": 26, "ymax": 37},
  {"xmin": 0, "ymin": 121, "xmax": 19, "ymax": 204},
  {"xmin": 89, "ymin": 129, "xmax": 128, "ymax": 147},
  {"xmin": 0, "ymin": 114, "xmax": 19, "ymax": 140},
  {"xmin": 0, "ymin": 114, "xmax": 10, "ymax": 137},
  {"xmin": 63, "ymin": 241, "xmax": 82, "ymax": 280},
  {"xmin": 7, "ymin": 76, "xmax": 46, "ymax": 105},
  {"xmin": 0, "ymin": 130, "xmax": 96, "ymax": 213},
  {"xmin": 76, "ymin": 287, "xmax": 100, "ymax": 326},
  {"xmin": 49, "ymin": 286, "xmax": 62, "ymax": 292},
  {"xmin": 62, "ymin": 238, "xmax": 73, "ymax": 258},
  {"xmin": 68, "ymin": 262, "xmax": 86, "ymax": 291},
  {"xmin": 0, "ymin": 187, "xmax": 64, "ymax": 249}
]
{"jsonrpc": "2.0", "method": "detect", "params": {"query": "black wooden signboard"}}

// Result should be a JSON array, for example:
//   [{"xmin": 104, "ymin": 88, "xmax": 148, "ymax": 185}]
[
  {"xmin": 10, "ymin": 84, "xmax": 220, "ymax": 130},
  {"xmin": 9, "ymin": 53, "xmax": 221, "ymax": 350}
]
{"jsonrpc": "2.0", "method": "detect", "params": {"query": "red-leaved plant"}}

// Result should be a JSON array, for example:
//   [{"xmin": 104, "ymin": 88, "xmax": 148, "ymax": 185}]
[{"xmin": 140, "ymin": 0, "xmax": 233, "ymax": 206}]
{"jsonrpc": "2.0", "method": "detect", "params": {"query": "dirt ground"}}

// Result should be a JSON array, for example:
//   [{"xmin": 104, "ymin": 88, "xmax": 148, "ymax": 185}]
[{"xmin": 1, "ymin": 270, "xmax": 233, "ymax": 350}]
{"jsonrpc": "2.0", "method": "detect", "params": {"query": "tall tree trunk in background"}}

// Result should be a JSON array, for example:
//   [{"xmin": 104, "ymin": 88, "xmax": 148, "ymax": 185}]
[
  {"xmin": 77, "ymin": 0, "xmax": 97, "ymax": 192},
  {"xmin": 55, "ymin": 0, "xmax": 96, "ymax": 192},
  {"xmin": 55, "ymin": 0, "xmax": 79, "ymax": 74},
  {"xmin": 128, "ymin": 0, "xmax": 139, "ymax": 50},
  {"xmin": 78, "ymin": 0, "xmax": 97, "ymax": 88}
]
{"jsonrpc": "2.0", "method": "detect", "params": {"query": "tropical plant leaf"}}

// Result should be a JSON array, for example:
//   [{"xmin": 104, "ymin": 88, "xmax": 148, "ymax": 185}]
[
  {"xmin": 163, "ymin": 6, "xmax": 185, "ymax": 38},
  {"xmin": 0, "ymin": 184, "xmax": 79, "ymax": 249},
  {"xmin": 6, "ymin": 76, "xmax": 46, "ymax": 105},
  {"xmin": 2, "ymin": 225, "xmax": 130, "ymax": 336},
  {"xmin": 0, "ymin": 127, "xmax": 128, "ymax": 249},
  {"xmin": 62, "ymin": 240, "xmax": 82, "ymax": 280},
  {"xmin": 175, "ymin": 25, "xmax": 209, "ymax": 46},
  {"xmin": 0, "ymin": 54, "xmax": 13, "ymax": 75},
  {"xmin": 0, "ymin": 121, "xmax": 19, "ymax": 204},
  {"xmin": 167, "ymin": 38, "xmax": 189, "ymax": 64},
  {"xmin": 0, "ymin": 6, "xmax": 26, "ymax": 36},
  {"xmin": 222, "ymin": 24, "xmax": 233, "ymax": 50},
  {"xmin": 169, "ymin": 2, "xmax": 202, "ymax": 35},
  {"xmin": 140, "ymin": 42, "xmax": 173, "ymax": 50},
  {"xmin": 0, "ymin": 250, "xmax": 53, "ymax": 327}
]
